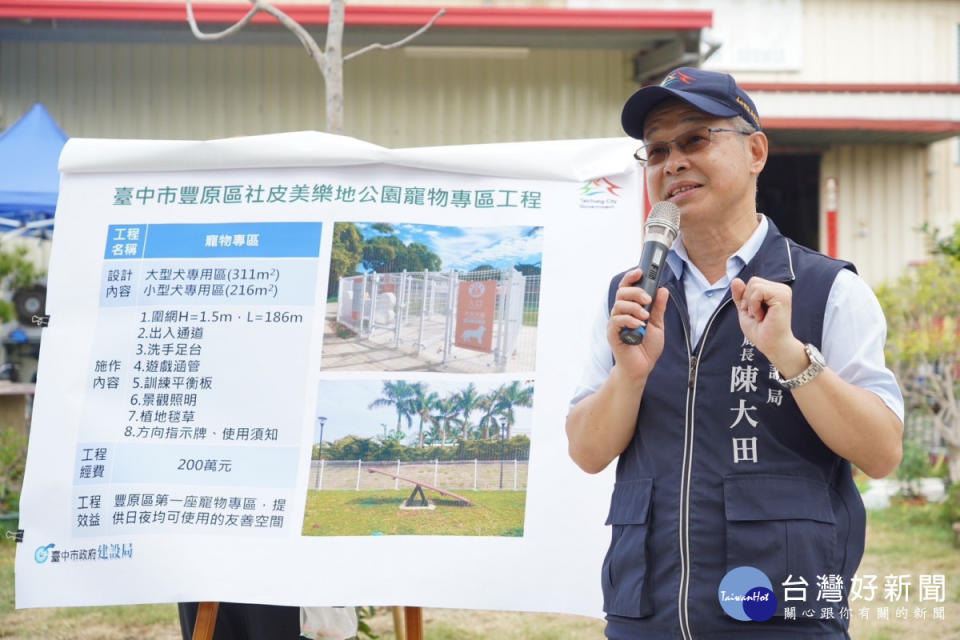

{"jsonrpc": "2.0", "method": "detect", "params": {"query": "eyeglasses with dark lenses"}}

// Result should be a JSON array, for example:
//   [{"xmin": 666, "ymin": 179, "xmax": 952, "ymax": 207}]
[{"xmin": 634, "ymin": 127, "xmax": 752, "ymax": 166}]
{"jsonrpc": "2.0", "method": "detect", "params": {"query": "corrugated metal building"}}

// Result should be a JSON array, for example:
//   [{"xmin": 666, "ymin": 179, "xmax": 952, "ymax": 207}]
[{"xmin": 0, "ymin": 0, "xmax": 958, "ymax": 285}]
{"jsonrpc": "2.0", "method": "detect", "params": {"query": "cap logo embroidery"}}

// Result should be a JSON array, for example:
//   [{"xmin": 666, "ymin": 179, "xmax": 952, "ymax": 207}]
[
  {"xmin": 735, "ymin": 96, "xmax": 761, "ymax": 128},
  {"xmin": 662, "ymin": 71, "xmax": 695, "ymax": 87}
]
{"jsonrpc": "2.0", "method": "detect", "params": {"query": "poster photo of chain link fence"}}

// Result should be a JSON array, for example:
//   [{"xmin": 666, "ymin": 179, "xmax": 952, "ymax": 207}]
[
  {"xmin": 303, "ymin": 377, "xmax": 533, "ymax": 537},
  {"xmin": 321, "ymin": 222, "xmax": 542, "ymax": 373}
]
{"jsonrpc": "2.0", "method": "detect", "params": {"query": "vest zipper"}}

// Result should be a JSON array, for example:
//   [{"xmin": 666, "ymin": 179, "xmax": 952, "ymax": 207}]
[{"xmin": 677, "ymin": 297, "xmax": 732, "ymax": 640}]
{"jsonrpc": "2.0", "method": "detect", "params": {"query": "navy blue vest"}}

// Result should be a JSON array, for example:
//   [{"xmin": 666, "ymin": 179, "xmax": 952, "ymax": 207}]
[{"xmin": 602, "ymin": 221, "xmax": 864, "ymax": 639}]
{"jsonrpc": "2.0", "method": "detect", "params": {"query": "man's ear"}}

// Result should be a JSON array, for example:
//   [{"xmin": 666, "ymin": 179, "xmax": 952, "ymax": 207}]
[{"xmin": 748, "ymin": 132, "xmax": 769, "ymax": 176}]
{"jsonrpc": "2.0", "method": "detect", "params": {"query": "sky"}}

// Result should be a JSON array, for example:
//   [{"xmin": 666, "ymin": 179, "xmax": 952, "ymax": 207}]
[
  {"xmin": 356, "ymin": 222, "xmax": 543, "ymax": 271},
  {"xmin": 313, "ymin": 378, "xmax": 534, "ymax": 444}
]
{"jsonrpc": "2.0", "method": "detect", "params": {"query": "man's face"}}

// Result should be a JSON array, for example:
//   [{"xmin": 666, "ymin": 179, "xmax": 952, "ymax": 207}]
[{"xmin": 641, "ymin": 100, "xmax": 764, "ymax": 228}]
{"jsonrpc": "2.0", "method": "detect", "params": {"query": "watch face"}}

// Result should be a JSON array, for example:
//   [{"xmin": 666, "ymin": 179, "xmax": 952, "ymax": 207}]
[{"xmin": 806, "ymin": 344, "xmax": 826, "ymax": 368}]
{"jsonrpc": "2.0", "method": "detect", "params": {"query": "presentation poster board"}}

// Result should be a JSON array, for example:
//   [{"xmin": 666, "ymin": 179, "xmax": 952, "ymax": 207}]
[{"xmin": 15, "ymin": 132, "xmax": 644, "ymax": 615}]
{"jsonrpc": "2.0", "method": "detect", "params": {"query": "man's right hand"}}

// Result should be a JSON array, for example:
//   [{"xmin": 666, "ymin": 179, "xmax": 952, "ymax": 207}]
[
  {"xmin": 607, "ymin": 267, "xmax": 670, "ymax": 382},
  {"xmin": 566, "ymin": 268, "xmax": 670, "ymax": 474}
]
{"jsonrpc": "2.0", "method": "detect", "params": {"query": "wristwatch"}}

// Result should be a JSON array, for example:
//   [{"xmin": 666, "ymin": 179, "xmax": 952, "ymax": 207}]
[{"xmin": 775, "ymin": 343, "xmax": 826, "ymax": 389}]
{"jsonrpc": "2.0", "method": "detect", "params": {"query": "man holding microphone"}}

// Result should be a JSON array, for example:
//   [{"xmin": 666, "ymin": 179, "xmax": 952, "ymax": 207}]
[{"xmin": 566, "ymin": 67, "xmax": 904, "ymax": 639}]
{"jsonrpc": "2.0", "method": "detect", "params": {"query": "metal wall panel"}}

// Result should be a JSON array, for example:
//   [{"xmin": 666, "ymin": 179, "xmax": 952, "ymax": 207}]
[
  {"xmin": 0, "ymin": 40, "xmax": 633, "ymax": 146},
  {"xmin": 821, "ymin": 143, "xmax": 929, "ymax": 286},
  {"xmin": 727, "ymin": 0, "xmax": 960, "ymax": 84},
  {"xmin": 2, "ymin": 2, "xmax": 958, "ymax": 283}
]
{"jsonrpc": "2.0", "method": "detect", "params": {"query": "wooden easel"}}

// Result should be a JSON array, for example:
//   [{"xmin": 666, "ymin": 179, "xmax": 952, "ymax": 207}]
[
  {"xmin": 192, "ymin": 602, "xmax": 219, "ymax": 640},
  {"xmin": 191, "ymin": 602, "xmax": 424, "ymax": 640}
]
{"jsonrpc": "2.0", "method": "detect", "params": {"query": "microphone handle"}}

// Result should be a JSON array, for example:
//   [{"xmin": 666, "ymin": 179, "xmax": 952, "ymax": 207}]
[{"xmin": 619, "ymin": 240, "xmax": 670, "ymax": 345}]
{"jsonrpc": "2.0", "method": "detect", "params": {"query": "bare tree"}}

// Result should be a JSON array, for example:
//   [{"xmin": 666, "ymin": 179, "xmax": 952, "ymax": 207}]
[{"xmin": 186, "ymin": 0, "xmax": 445, "ymax": 134}]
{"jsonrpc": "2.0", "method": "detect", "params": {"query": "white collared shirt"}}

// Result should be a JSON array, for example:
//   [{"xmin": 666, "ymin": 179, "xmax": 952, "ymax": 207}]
[{"xmin": 570, "ymin": 215, "xmax": 904, "ymax": 422}]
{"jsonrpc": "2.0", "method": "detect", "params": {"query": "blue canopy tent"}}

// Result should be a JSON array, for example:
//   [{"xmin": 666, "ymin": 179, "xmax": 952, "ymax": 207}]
[{"xmin": 0, "ymin": 104, "xmax": 67, "ymax": 234}]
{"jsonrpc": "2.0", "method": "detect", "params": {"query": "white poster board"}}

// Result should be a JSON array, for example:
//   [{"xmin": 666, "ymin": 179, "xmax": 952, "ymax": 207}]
[{"xmin": 15, "ymin": 132, "xmax": 644, "ymax": 615}]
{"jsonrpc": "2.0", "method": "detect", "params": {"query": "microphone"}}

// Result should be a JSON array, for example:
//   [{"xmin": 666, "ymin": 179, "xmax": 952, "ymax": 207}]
[{"xmin": 619, "ymin": 201, "xmax": 681, "ymax": 345}]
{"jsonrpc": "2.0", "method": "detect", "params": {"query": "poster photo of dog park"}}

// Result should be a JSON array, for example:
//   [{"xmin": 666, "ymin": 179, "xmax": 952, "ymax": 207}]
[
  {"xmin": 321, "ymin": 221, "xmax": 543, "ymax": 373},
  {"xmin": 302, "ymin": 377, "xmax": 533, "ymax": 537}
]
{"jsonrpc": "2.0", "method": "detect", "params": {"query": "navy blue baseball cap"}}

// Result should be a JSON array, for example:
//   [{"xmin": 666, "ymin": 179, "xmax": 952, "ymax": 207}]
[{"xmin": 621, "ymin": 67, "xmax": 762, "ymax": 139}]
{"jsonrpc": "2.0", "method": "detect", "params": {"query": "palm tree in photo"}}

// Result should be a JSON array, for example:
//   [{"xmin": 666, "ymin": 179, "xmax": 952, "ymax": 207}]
[
  {"xmin": 368, "ymin": 380, "xmax": 415, "ymax": 439},
  {"xmin": 423, "ymin": 418, "xmax": 443, "ymax": 446},
  {"xmin": 492, "ymin": 380, "xmax": 534, "ymax": 440},
  {"xmin": 452, "ymin": 383, "xmax": 482, "ymax": 441},
  {"xmin": 409, "ymin": 382, "xmax": 439, "ymax": 448},
  {"xmin": 432, "ymin": 394, "xmax": 463, "ymax": 446},
  {"xmin": 476, "ymin": 390, "xmax": 501, "ymax": 440}
]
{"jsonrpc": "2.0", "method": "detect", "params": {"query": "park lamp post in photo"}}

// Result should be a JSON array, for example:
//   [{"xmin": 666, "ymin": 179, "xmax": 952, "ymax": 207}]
[
  {"xmin": 317, "ymin": 416, "xmax": 327, "ymax": 460},
  {"xmin": 495, "ymin": 416, "xmax": 506, "ymax": 490}
]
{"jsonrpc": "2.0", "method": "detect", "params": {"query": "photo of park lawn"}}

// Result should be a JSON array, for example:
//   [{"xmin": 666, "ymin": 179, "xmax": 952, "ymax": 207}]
[
  {"xmin": 302, "ymin": 377, "xmax": 533, "ymax": 537},
  {"xmin": 302, "ymin": 489, "xmax": 525, "ymax": 537}
]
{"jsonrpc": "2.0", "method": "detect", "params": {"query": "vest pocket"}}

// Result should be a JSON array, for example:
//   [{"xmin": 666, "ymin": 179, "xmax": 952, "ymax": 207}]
[
  {"xmin": 723, "ymin": 474, "xmax": 838, "ymax": 613},
  {"xmin": 602, "ymin": 478, "xmax": 654, "ymax": 618}
]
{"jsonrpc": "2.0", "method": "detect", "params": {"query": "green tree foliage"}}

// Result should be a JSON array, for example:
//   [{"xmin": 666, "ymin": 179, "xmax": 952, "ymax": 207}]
[
  {"xmin": 922, "ymin": 221, "xmax": 960, "ymax": 262},
  {"xmin": 330, "ymin": 223, "xmax": 442, "ymax": 294},
  {"xmin": 408, "ymin": 382, "xmax": 440, "ymax": 448},
  {"xmin": 403, "ymin": 242, "xmax": 442, "ymax": 272},
  {"xmin": 876, "ymin": 250, "xmax": 960, "ymax": 482},
  {"xmin": 321, "ymin": 381, "xmax": 535, "ymax": 458},
  {"xmin": 513, "ymin": 263, "xmax": 541, "ymax": 276},
  {"xmin": 361, "ymin": 235, "xmax": 440, "ymax": 273},
  {"xmin": 319, "ymin": 434, "xmax": 531, "ymax": 462},
  {"xmin": 896, "ymin": 438, "xmax": 933, "ymax": 498},
  {"xmin": 0, "ymin": 246, "xmax": 43, "ymax": 323},
  {"xmin": 453, "ymin": 383, "xmax": 482, "ymax": 440},
  {"xmin": 367, "ymin": 381, "xmax": 415, "ymax": 438},
  {"xmin": 328, "ymin": 222, "xmax": 365, "ymax": 295},
  {"xmin": 458, "ymin": 264, "xmax": 499, "ymax": 281},
  {"xmin": 369, "ymin": 222, "xmax": 395, "ymax": 234},
  {"xmin": 0, "ymin": 428, "xmax": 27, "ymax": 513},
  {"xmin": 427, "ymin": 395, "xmax": 461, "ymax": 446}
]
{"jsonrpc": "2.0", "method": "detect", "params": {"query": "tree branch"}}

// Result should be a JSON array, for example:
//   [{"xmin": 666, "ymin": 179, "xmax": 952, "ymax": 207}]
[
  {"xmin": 257, "ymin": 1, "xmax": 326, "ymax": 63},
  {"xmin": 185, "ymin": 0, "xmax": 260, "ymax": 41},
  {"xmin": 344, "ymin": 9, "xmax": 446, "ymax": 61},
  {"xmin": 186, "ymin": 0, "xmax": 326, "ymax": 66}
]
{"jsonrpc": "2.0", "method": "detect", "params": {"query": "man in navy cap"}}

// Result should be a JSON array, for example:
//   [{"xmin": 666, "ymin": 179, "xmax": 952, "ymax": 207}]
[{"xmin": 566, "ymin": 67, "xmax": 904, "ymax": 638}]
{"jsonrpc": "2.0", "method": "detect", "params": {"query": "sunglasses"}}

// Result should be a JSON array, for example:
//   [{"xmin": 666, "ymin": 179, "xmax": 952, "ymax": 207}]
[{"xmin": 634, "ymin": 126, "xmax": 753, "ymax": 167}]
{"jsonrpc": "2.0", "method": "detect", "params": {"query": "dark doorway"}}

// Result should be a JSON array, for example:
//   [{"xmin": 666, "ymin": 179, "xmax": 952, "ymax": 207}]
[{"xmin": 757, "ymin": 154, "xmax": 820, "ymax": 251}]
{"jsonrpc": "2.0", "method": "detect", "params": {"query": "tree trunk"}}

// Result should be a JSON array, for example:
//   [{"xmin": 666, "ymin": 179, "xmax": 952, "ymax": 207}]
[
  {"xmin": 325, "ymin": 0, "xmax": 345, "ymax": 134},
  {"xmin": 948, "ymin": 444, "xmax": 960, "ymax": 485}
]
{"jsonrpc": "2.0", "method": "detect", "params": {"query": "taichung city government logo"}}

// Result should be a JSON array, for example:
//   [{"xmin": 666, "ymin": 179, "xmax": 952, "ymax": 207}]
[
  {"xmin": 718, "ymin": 566, "xmax": 778, "ymax": 622},
  {"xmin": 577, "ymin": 178, "xmax": 622, "ymax": 209},
  {"xmin": 34, "ymin": 543, "xmax": 55, "ymax": 564}
]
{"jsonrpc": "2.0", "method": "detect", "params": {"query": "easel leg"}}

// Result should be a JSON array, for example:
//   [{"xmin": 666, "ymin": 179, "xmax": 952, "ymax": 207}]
[
  {"xmin": 405, "ymin": 606, "xmax": 423, "ymax": 640},
  {"xmin": 193, "ymin": 601, "xmax": 219, "ymax": 640},
  {"xmin": 392, "ymin": 606, "xmax": 406, "ymax": 640}
]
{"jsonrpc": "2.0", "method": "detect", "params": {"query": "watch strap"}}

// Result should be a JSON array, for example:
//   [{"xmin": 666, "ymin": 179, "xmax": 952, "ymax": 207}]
[{"xmin": 775, "ymin": 343, "xmax": 825, "ymax": 389}]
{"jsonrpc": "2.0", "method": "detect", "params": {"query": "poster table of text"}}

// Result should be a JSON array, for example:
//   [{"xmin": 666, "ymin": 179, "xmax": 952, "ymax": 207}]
[{"xmin": 16, "ymin": 134, "xmax": 640, "ymax": 614}]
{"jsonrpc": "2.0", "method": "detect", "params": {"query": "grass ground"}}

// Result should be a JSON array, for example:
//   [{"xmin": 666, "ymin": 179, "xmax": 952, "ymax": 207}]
[
  {"xmin": 846, "ymin": 500, "xmax": 960, "ymax": 639},
  {"xmin": 1, "ymin": 502, "xmax": 958, "ymax": 638},
  {"xmin": 301, "ymin": 489, "xmax": 526, "ymax": 537}
]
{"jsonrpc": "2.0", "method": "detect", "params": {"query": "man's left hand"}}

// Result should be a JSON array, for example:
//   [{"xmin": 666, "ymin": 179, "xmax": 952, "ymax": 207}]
[{"xmin": 730, "ymin": 276, "xmax": 808, "ymax": 378}]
